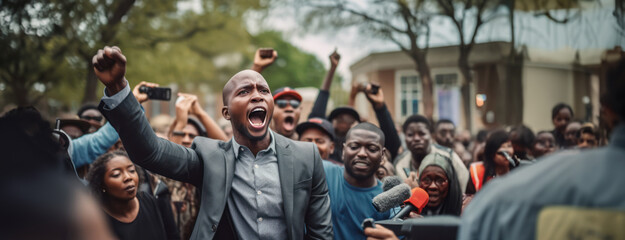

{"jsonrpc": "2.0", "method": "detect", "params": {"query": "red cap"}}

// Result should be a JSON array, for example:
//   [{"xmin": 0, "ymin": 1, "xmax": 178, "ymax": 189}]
[
  {"xmin": 404, "ymin": 187, "xmax": 429, "ymax": 214},
  {"xmin": 273, "ymin": 87, "xmax": 302, "ymax": 101}
]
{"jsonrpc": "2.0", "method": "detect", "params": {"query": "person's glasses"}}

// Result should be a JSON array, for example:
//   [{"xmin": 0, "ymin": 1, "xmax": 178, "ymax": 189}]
[
  {"xmin": 172, "ymin": 131, "xmax": 197, "ymax": 139},
  {"xmin": 276, "ymin": 99, "xmax": 300, "ymax": 109},
  {"xmin": 420, "ymin": 177, "xmax": 447, "ymax": 186},
  {"xmin": 81, "ymin": 115, "xmax": 103, "ymax": 122}
]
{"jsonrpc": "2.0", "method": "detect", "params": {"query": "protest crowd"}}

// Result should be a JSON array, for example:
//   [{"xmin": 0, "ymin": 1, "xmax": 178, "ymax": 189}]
[{"xmin": 1, "ymin": 45, "xmax": 624, "ymax": 240}]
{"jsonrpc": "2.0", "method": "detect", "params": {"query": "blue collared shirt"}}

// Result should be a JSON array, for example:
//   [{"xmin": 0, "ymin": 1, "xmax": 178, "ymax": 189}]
[{"xmin": 229, "ymin": 131, "xmax": 287, "ymax": 240}]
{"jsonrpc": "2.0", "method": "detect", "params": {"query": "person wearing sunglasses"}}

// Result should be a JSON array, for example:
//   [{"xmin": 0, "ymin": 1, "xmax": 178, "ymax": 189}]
[
  {"xmin": 78, "ymin": 104, "xmax": 106, "ymax": 130},
  {"xmin": 271, "ymin": 87, "xmax": 303, "ymax": 140}
]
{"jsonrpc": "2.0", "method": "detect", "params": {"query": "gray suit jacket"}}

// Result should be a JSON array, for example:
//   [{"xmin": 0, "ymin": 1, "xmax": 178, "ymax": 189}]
[{"xmin": 99, "ymin": 93, "xmax": 333, "ymax": 240}]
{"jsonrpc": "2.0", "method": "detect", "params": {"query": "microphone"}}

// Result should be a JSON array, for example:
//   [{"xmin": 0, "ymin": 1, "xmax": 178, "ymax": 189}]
[
  {"xmin": 499, "ymin": 151, "xmax": 518, "ymax": 168},
  {"xmin": 382, "ymin": 176, "xmax": 403, "ymax": 192},
  {"xmin": 372, "ymin": 183, "xmax": 411, "ymax": 212},
  {"xmin": 393, "ymin": 187, "xmax": 429, "ymax": 220}
]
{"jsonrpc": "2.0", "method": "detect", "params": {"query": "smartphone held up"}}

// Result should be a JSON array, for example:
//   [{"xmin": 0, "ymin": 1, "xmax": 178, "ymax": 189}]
[
  {"xmin": 259, "ymin": 48, "xmax": 274, "ymax": 59},
  {"xmin": 139, "ymin": 86, "xmax": 171, "ymax": 101}
]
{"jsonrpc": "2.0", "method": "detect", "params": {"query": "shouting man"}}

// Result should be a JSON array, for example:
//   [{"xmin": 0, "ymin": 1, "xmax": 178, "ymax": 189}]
[{"xmin": 91, "ymin": 46, "xmax": 332, "ymax": 240}]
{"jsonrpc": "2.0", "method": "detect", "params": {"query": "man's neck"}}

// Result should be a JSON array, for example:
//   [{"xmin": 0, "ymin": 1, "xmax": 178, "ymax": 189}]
[
  {"xmin": 410, "ymin": 149, "xmax": 430, "ymax": 170},
  {"xmin": 343, "ymin": 172, "xmax": 377, "ymax": 188},
  {"xmin": 233, "ymin": 132, "xmax": 271, "ymax": 156}
]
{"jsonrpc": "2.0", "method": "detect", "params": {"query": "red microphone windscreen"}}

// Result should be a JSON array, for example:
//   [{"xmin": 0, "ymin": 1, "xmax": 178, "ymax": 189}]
[{"xmin": 404, "ymin": 187, "xmax": 429, "ymax": 214}]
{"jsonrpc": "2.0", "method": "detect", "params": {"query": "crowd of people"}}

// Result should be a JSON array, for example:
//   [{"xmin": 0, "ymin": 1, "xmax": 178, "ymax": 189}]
[{"xmin": 1, "ymin": 45, "xmax": 623, "ymax": 240}]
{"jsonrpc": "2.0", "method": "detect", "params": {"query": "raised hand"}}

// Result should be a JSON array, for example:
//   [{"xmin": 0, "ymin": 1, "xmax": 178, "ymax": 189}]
[
  {"xmin": 132, "ymin": 81, "xmax": 160, "ymax": 104},
  {"xmin": 92, "ymin": 46, "xmax": 127, "ymax": 95},
  {"xmin": 329, "ymin": 49, "xmax": 340, "ymax": 67},
  {"xmin": 252, "ymin": 48, "xmax": 278, "ymax": 73},
  {"xmin": 177, "ymin": 93, "xmax": 203, "ymax": 116},
  {"xmin": 404, "ymin": 172, "xmax": 420, "ymax": 189},
  {"xmin": 175, "ymin": 93, "xmax": 198, "ymax": 121},
  {"xmin": 364, "ymin": 84, "xmax": 385, "ymax": 110}
]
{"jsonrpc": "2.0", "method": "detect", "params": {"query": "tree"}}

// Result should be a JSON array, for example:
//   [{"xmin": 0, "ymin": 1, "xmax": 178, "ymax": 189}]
[
  {"xmin": 434, "ymin": 0, "xmax": 504, "ymax": 129},
  {"xmin": 301, "ymin": 0, "xmax": 437, "ymax": 120},
  {"xmin": 0, "ymin": 0, "xmax": 83, "ymax": 106},
  {"xmin": 0, "ymin": 0, "xmax": 268, "ymax": 108}
]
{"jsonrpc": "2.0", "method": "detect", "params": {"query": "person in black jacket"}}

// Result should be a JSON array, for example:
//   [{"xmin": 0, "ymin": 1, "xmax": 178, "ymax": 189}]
[
  {"xmin": 87, "ymin": 151, "xmax": 178, "ymax": 240},
  {"xmin": 308, "ymin": 50, "xmax": 401, "ymax": 163}
]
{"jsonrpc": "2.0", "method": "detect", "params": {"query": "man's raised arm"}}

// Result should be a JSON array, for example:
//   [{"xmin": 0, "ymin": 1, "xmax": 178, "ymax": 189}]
[{"xmin": 92, "ymin": 46, "xmax": 203, "ymax": 186}]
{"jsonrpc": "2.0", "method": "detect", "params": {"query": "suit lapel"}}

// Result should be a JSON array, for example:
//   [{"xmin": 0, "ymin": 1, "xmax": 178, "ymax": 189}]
[
  {"xmin": 275, "ymin": 135, "xmax": 294, "ymax": 239},
  {"xmin": 221, "ymin": 140, "xmax": 236, "ymax": 200}
]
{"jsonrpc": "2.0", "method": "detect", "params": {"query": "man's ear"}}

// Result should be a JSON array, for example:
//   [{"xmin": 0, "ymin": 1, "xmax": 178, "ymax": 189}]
[
  {"xmin": 329, "ymin": 142, "xmax": 335, "ymax": 155},
  {"xmin": 222, "ymin": 106, "xmax": 230, "ymax": 120}
]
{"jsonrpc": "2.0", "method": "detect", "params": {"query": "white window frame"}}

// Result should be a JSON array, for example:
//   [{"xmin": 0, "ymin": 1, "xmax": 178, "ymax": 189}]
[{"xmin": 394, "ymin": 69, "xmax": 422, "ymax": 122}]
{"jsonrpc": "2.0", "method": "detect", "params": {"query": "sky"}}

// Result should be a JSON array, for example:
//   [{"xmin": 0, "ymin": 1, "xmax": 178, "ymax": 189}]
[{"xmin": 243, "ymin": 0, "xmax": 624, "ymax": 89}]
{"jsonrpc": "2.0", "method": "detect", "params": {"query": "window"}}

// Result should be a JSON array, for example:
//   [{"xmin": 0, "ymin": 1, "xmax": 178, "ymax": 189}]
[
  {"xmin": 399, "ymin": 75, "xmax": 421, "ymax": 119},
  {"xmin": 434, "ymin": 73, "xmax": 460, "ymax": 126}
]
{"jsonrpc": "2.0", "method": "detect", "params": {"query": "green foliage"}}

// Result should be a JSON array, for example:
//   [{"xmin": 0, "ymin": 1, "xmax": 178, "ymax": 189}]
[
  {"xmin": 250, "ymin": 31, "xmax": 325, "ymax": 91},
  {"xmin": 0, "ymin": 0, "xmax": 269, "ymax": 109},
  {"xmin": 1, "ymin": 0, "xmax": 328, "ymax": 112}
]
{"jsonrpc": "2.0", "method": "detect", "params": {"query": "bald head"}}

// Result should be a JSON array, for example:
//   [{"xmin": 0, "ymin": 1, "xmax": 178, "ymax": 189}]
[{"xmin": 223, "ymin": 70, "xmax": 268, "ymax": 106}]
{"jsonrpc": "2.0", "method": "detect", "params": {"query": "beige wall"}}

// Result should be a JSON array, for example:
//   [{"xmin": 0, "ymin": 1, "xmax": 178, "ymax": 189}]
[{"xmin": 522, "ymin": 64, "xmax": 575, "ymax": 132}]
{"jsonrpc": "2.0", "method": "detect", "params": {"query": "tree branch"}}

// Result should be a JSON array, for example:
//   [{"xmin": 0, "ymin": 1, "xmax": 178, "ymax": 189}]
[{"xmin": 331, "ymin": 3, "xmax": 408, "ymax": 34}]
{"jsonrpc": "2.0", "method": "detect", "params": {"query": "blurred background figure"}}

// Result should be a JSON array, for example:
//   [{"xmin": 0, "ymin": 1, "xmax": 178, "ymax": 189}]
[
  {"xmin": 467, "ymin": 130, "xmax": 515, "ymax": 194},
  {"xmin": 509, "ymin": 125, "xmax": 535, "ymax": 160},
  {"xmin": 532, "ymin": 131, "xmax": 556, "ymax": 159},
  {"xmin": 78, "ymin": 103, "xmax": 105, "ymax": 130},
  {"xmin": 0, "ymin": 106, "xmax": 115, "ymax": 240},
  {"xmin": 296, "ymin": 117, "xmax": 339, "ymax": 165},
  {"xmin": 376, "ymin": 150, "xmax": 396, "ymax": 180},
  {"xmin": 577, "ymin": 123, "xmax": 599, "ymax": 149},
  {"xmin": 433, "ymin": 119, "xmax": 455, "ymax": 149},
  {"xmin": 563, "ymin": 121, "xmax": 582, "ymax": 149},
  {"xmin": 551, "ymin": 103, "xmax": 574, "ymax": 148}
]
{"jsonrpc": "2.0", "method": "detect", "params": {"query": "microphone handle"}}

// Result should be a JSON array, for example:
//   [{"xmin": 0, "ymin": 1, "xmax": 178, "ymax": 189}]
[{"xmin": 393, "ymin": 204, "xmax": 416, "ymax": 220}]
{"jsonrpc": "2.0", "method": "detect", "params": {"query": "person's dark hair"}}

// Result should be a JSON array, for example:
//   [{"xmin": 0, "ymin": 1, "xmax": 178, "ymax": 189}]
[
  {"xmin": 346, "ymin": 122, "xmax": 385, "ymax": 146},
  {"xmin": 77, "ymin": 103, "xmax": 99, "ymax": 117},
  {"xmin": 577, "ymin": 126, "xmax": 599, "ymax": 140},
  {"xmin": 402, "ymin": 115, "xmax": 431, "ymax": 133},
  {"xmin": 434, "ymin": 119, "xmax": 455, "ymax": 130},
  {"xmin": 188, "ymin": 117, "xmax": 207, "ymax": 137},
  {"xmin": 86, "ymin": 151, "xmax": 134, "ymax": 201},
  {"xmin": 476, "ymin": 130, "xmax": 489, "ymax": 143},
  {"xmin": 510, "ymin": 125, "xmax": 535, "ymax": 150},
  {"xmin": 0, "ymin": 106, "xmax": 68, "ymax": 176},
  {"xmin": 483, "ymin": 130, "xmax": 509, "ymax": 185},
  {"xmin": 551, "ymin": 103, "xmax": 574, "ymax": 120},
  {"xmin": 535, "ymin": 130, "xmax": 553, "ymax": 138}
]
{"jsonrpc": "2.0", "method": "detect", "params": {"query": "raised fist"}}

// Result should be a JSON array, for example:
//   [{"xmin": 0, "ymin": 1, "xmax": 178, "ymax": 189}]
[
  {"xmin": 92, "ymin": 46, "xmax": 127, "ymax": 95},
  {"xmin": 329, "ymin": 49, "xmax": 340, "ymax": 67},
  {"xmin": 252, "ymin": 48, "xmax": 278, "ymax": 73}
]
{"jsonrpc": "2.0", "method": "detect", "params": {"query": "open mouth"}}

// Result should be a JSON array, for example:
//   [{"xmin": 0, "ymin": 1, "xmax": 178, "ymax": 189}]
[
  {"xmin": 283, "ymin": 116, "xmax": 295, "ymax": 131},
  {"xmin": 352, "ymin": 161, "xmax": 370, "ymax": 170},
  {"xmin": 248, "ymin": 107, "xmax": 267, "ymax": 129}
]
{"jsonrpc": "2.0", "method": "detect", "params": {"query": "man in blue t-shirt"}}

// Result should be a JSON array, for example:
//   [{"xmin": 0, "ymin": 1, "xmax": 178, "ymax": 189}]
[{"xmin": 297, "ymin": 121, "xmax": 393, "ymax": 240}]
